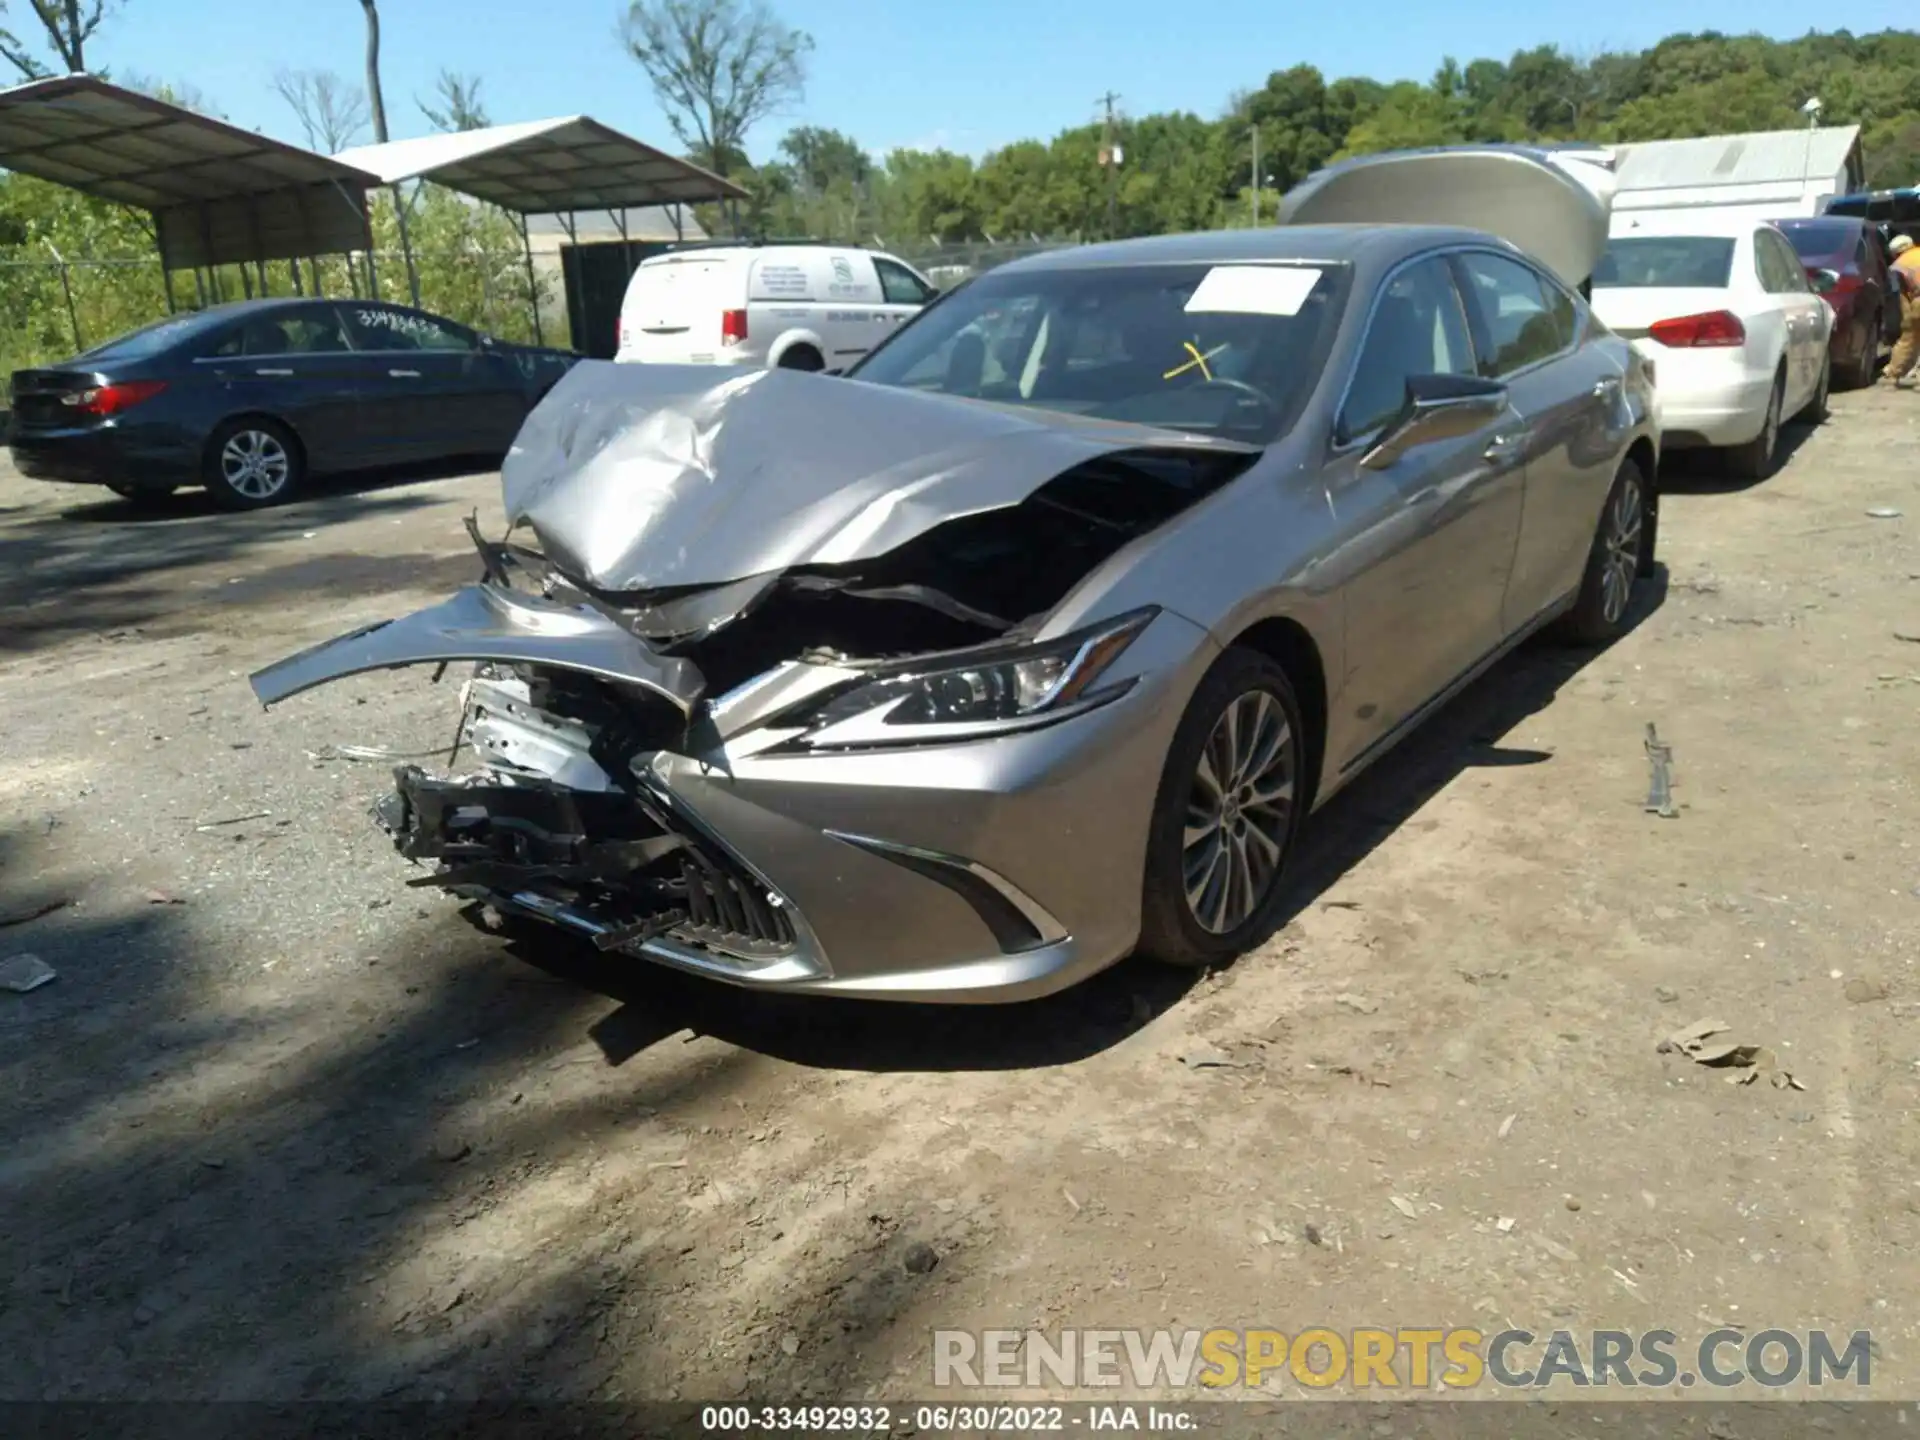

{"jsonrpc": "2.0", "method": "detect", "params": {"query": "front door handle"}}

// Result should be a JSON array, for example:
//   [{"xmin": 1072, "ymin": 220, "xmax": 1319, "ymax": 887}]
[
  {"xmin": 1593, "ymin": 376, "xmax": 1620, "ymax": 399},
  {"xmin": 254, "ymin": 367, "xmax": 293, "ymax": 377},
  {"xmin": 389, "ymin": 368, "xmax": 421, "ymax": 378},
  {"xmin": 1484, "ymin": 430, "xmax": 1524, "ymax": 462}
]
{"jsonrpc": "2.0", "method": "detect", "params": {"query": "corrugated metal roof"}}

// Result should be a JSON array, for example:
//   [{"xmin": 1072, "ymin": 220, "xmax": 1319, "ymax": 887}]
[
  {"xmin": 335, "ymin": 117, "xmax": 747, "ymax": 213},
  {"xmin": 524, "ymin": 206, "xmax": 709, "ymax": 243},
  {"xmin": 1611, "ymin": 126, "xmax": 1861, "ymax": 192},
  {"xmin": 0, "ymin": 74, "xmax": 378, "ymax": 267}
]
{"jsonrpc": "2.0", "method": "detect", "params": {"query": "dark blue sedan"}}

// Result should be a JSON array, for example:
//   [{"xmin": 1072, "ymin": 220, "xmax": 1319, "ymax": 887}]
[{"xmin": 6, "ymin": 298, "xmax": 580, "ymax": 509}]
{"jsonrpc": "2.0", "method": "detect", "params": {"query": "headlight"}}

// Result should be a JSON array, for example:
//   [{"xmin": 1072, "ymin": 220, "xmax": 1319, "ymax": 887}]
[{"xmin": 780, "ymin": 608, "xmax": 1158, "ymax": 749}]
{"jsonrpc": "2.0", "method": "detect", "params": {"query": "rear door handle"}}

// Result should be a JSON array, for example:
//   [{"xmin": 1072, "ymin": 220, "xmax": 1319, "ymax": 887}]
[
  {"xmin": 389, "ymin": 368, "xmax": 421, "ymax": 378},
  {"xmin": 1484, "ymin": 430, "xmax": 1524, "ymax": 462},
  {"xmin": 254, "ymin": 367, "xmax": 293, "ymax": 377}
]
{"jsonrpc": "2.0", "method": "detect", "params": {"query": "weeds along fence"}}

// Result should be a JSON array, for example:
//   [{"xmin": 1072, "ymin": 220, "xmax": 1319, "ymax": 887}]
[
  {"xmin": 0, "ymin": 247, "xmax": 558, "ymax": 386},
  {"xmin": 0, "ymin": 235, "xmax": 1076, "ymax": 388}
]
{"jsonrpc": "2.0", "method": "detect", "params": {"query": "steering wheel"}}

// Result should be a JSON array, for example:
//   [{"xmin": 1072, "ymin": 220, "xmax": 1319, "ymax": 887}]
[{"xmin": 1185, "ymin": 376, "xmax": 1280, "ymax": 420}]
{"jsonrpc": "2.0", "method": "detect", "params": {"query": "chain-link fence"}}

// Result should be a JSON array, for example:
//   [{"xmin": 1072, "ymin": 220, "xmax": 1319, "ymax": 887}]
[{"xmin": 882, "ymin": 238, "xmax": 1080, "ymax": 286}]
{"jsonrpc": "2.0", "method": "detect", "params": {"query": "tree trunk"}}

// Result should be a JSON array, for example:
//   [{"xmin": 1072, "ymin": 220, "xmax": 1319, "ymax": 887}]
[
  {"xmin": 62, "ymin": 0, "xmax": 83, "ymax": 70},
  {"xmin": 358, "ymin": 0, "xmax": 390, "ymax": 143}
]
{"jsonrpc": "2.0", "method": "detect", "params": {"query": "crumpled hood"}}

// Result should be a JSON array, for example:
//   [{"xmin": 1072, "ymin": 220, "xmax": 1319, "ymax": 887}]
[{"xmin": 501, "ymin": 361, "xmax": 1252, "ymax": 593}]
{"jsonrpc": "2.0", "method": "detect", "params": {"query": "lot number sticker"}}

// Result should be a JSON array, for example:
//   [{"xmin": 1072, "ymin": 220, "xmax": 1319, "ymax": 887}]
[{"xmin": 1184, "ymin": 266, "xmax": 1324, "ymax": 317}]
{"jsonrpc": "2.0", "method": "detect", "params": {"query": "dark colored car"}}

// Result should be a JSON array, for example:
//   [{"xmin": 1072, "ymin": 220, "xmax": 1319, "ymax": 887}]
[
  {"xmin": 1825, "ymin": 187, "xmax": 1920, "ymax": 234},
  {"xmin": 5, "ymin": 298, "xmax": 580, "ymax": 509},
  {"xmin": 1774, "ymin": 215, "xmax": 1901, "ymax": 389}
]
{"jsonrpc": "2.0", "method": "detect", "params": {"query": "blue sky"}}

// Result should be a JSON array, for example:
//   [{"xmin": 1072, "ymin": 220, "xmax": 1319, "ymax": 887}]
[{"xmin": 92, "ymin": 0, "xmax": 1903, "ymax": 162}]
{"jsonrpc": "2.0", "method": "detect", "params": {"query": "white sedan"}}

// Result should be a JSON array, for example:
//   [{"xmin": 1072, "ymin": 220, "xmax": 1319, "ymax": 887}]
[{"xmin": 1590, "ymin": 214, "xmax": 1832, "ymax": 478}]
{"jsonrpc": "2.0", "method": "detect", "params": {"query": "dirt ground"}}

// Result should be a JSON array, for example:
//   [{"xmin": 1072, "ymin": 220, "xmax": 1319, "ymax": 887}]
[{"xmin": 3, "ymin": 387, "xmax": 1920, "ymax": 1415}]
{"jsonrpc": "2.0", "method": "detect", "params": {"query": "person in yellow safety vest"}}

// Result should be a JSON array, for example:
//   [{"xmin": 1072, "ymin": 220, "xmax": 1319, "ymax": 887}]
[{"xmin": 1886, "ymin": 234, "xmax": 1920, "ymax": 389}]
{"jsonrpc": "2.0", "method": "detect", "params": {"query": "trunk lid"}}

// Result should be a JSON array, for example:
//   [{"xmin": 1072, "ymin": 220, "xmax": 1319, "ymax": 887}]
[
  {"xmin": 8, "ymin": 368, "xmax": 105, "ymax": 431},
  {"xmin": 1277, "ymin": 144, "xmax": 1617, "ymax": 289}
]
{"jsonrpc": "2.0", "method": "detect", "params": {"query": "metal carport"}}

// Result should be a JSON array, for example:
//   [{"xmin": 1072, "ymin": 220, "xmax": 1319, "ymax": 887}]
[
  {"xmin": 0, "ymin": 74, "xmax": 381, "ymax": 313},
  {"xmin": 334, "ymin": 116, "xmax": 748, "ymax": 344}
]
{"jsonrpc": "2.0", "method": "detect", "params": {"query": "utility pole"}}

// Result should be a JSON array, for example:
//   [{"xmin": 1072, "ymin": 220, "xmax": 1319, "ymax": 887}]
[
  {"xmin": 1250, "ymin": 125, "xmax": 1261, "ymax": 226},
  {"xmin": 1097, "ymin": 91, "xmax": 1122, "ymax": 239}
]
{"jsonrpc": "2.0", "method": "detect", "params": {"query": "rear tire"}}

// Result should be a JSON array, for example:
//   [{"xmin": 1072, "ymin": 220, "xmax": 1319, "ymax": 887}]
[
  {"xmin": 776, "ymin": 345, "xmax": 824, "ymax": 372},
  {"xmin": 1795, "ymin": 354, "xmax": 1831, "ymax": 424},
  {"xmin": 1557, "ymin": 456, "xmax": 1651, "ymax": 648},
  {"xmin": 1137, "ymin": 649, "xmax": 1307, "ymax": 970},
  {"xmin": 203, "ymin": 417, "xmax": 303, "ymax": 511},
  {"xmin": 1724, "ymin": 370, "xmax": 1783, "ymax": 481},
  {"xmin": 1840, "ymin": 324, "xmax": 1877, "ymax": 389}
]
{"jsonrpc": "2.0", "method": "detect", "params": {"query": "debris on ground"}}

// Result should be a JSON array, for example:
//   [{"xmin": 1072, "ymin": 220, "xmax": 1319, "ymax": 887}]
[
  {"xmin": 1866, "ymin": 508, "xmax": 1904, "ymax": 519},
  {"xmin": 902, "ymin": 1242, "xmax": 940, "ymax": 1275},
  {"xmin": 1565, "ymin": 1197, "xmax": 1582, "ymax": 1212},
  {"xmin": 1497, "ymin": 1113, "xmax": 1517, "ymax": 1139},
  {"xmin": 1643, "ymin": 724, "xmax": 1679, "ymax": 818},
  {"xmin": 1657, "ymin": 1019, "xmax": 1805, "ymax": 1089},
  {"xmin": 433, "ymin": 1138, "xmax": 473, "ymax": 1164},
  {"xmin": 1654, "ymin": 985, "xmax": 1680, "ymax": 1004},
  {"xmin": 1304, "ymin": 1223, "xmax": 1323, "ymax": 1246},
  {"xmin": 193, "ymin": 811, "xmax": 272, "ymax": 832},
  {"xmin": 1388, "ymin": 1195, "xmax": 1420, "ymax": 1220},
  {"xmin": 1336, "ymin": 992, "xmax": 1380, "ymax": 1015},
  {"xmin": 0, "ymin": 898, "xmax": 70, "ymax": 929},
  {"xmin": 1496, "ymin": 1216, "xmax": 1516, "ymax": 1233},
  {"xmin": 1179, "ymin": 1043, "xmax": 1251, "ymax": 1070},
  {"xmin": 1895, "ymin": 630, "xmax": 1920, "ymax": 644},
  {"xmin": 143, "ymin": 889, "xmax": 185, "ymax": 906},
  {"xmin": 0, "ymin": 953, "xmax": 57, "ymax": 993},
  {"xmin": 1844, "ymin": 976, "xmax": 1890, "ymax": 1004}
]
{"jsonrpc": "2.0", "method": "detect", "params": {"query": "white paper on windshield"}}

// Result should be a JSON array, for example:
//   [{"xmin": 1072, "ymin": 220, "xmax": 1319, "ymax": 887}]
[{"xmin": 1184, "ymin": 265, "xmax": 1323, "ymax": 317}]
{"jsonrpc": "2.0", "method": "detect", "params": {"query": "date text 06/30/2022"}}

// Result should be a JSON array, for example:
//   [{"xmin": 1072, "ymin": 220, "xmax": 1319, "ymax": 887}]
[{"xmin": 699, "ymin": 1404, "xmax": 1198, "ymax": 1432}]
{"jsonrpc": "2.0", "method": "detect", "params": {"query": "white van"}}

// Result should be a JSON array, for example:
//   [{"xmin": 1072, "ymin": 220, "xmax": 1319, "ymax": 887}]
[{"xmin": 614, "ymin": 244, "xmax": 940, "ymax": 371}]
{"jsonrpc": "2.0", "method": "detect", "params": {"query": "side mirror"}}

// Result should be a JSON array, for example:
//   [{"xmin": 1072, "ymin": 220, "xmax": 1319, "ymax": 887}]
[
  {"xmin": 1360, "ymin": 373, "xmax": 1508, "ymax": 471},
  {"xmin": 1808, "ymin": 268, "xmax": 1841, "ymax": 295}
]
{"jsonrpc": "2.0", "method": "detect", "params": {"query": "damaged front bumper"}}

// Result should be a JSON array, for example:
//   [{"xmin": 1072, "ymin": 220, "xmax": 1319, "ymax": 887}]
[{"xmin": 253, "ymin": 582, "xmax": 1217, "ymax": 1003}]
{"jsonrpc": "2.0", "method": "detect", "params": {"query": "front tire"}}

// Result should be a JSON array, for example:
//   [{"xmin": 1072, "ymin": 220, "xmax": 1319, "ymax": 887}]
[
  {"xmin": 1558, "ymin": 456, "xmax": 1650, "ymax": 647},
  {"xmin": 1840, "ymin": 324, "xmax": 1877, "ymax": 390},
  {"xmin": 1137, "ymin": 649, "xmax": 1307, "ymax": 969},
  {"xmin": 203, "ymin": 418, "xmax": 302, "ymax": 510},
  {"xmin": 1724, "ymin": 370, "xmax": 1783, "ymax": 481}
]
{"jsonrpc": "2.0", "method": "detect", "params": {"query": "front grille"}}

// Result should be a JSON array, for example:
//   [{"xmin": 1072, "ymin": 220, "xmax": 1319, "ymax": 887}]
[{"xmin": 675, "ymin": 850, "xmax": 797, "ymax": 957}]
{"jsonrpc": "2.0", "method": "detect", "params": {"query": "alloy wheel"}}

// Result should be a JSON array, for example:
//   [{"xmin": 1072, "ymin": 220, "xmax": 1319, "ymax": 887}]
[
  {"xmin": 1182, "ymin": 690, "xmax": 1296, "ymax": 935},
  {"xmin": 1598, "ymin": 475, "xmax": 1643, "ymax": 626},
  {"xmin": 220, "ymin": 430, "xmax": 291, "ymax": 500}
]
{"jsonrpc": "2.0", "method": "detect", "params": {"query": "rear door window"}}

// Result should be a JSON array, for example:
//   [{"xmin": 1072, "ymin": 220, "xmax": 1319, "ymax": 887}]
[
  {"xmin": 211, "ymin": 308, "xmax": 352, "ymax": 358},
  {"xmin": 1454, "ymin": 251, "xmax": 1568, "ymax": 378},
  {"xmin": 344, "ymin": 306, "xmax": 476, "ymax": 352}
]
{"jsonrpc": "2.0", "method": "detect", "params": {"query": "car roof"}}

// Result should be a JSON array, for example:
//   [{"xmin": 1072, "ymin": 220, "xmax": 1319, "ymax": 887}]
[{"xmin": 994, "ymin": 224, "xmax": 1507, "ymax": 275}]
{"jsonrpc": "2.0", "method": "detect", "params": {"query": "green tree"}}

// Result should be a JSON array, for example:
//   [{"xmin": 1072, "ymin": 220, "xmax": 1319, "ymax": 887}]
[
  {"xmin": 618, "ymin": 0, "xmax": 812, "ymax": 178},
  {"xmin": 0, "ymin": 0, "xmax": 109, "ymax": 79}
]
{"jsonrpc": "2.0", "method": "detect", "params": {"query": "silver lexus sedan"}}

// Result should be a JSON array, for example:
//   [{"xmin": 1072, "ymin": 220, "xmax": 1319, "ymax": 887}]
[{"xmin": 253, "ymin": 146, "xmax": 1660, "ymax": 1003}]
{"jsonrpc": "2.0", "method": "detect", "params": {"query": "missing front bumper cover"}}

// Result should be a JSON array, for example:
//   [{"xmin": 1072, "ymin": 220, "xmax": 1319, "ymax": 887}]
[{"xmin": 379, "ymin": 764, "xmax": 797, "ymax": 960}]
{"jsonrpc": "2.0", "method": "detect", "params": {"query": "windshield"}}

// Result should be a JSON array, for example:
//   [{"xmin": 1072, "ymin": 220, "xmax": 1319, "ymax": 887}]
[
  {"xmin": 848, "ymin": 260, "xmax": 1349, "ymax": 444},
  {"xmin": 1592, "ymin": 237, "xmax": 1735, "ymax": 289},
  {"xmin": 1778, "ymin": 221, "xmax": 1855, "ymax": 262},
  {"xmin": 74, "ymin": 308, "xmax": 230, "ymax": 365}
]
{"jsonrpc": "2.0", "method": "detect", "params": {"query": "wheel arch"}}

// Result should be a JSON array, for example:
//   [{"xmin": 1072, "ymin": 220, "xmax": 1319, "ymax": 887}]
[
  {"xmin": 768, "ymin": 331, "xmax": 827, "ymax": 368},
  {"xmin": 1219, "ymin": 615, "xmax": 1329, "ymax": 812}
]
